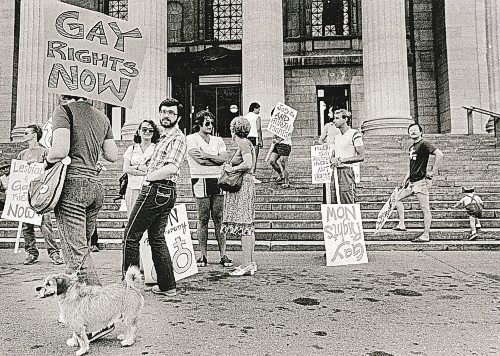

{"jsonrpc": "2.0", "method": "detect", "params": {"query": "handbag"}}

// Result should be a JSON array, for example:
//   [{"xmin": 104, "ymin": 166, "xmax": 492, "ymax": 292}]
[
  {"xmin": 27, "ymin": 104, "xmax": 73, "ymax": 214},
  {"xmin": 28, "ymin": 157, "xmax": 71, "ymax": 214},
  {"xmin": 218, "ymin": 149, "xmax": 245, "ymax": 193},
  {"xmin": 119, "ymin": 173, "xmax": 128, "ymax": 197}
]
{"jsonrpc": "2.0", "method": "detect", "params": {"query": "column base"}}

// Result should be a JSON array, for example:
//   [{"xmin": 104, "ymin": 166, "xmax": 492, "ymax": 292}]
[
  {"xmin": 11, "ymin": 127, "xmax": 27, "ymax": 142},
  {"xmin": 361, "ymin": 118, "xmax": 415, "ymax": 135}
]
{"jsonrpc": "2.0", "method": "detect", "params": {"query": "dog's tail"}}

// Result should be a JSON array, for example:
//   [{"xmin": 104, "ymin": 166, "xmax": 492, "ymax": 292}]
[{"xmin": 125, "ymin": 266, "xmax": 144, "ymax": 291}]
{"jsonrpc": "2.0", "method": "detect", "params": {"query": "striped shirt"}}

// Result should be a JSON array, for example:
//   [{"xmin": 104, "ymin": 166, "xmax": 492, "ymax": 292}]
[{"xmin": 146, "ymin": 126, "xmax": 187, "ymax": 183}]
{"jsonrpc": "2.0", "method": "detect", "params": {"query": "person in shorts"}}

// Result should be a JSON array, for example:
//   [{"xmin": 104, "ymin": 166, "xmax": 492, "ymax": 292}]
[
  {"xmin": 186, "ymin": 110, "xmax": 232, "ymax": 267},
  {"xmin": 453, "ymin": 187, "xmax": 483, "ymax": 240},
  {"xmin": 393, "ymin": 123, "xmax": 444, "ymax": 242},
  {"xmin": 269, "ymin": 108, "xmax": 292, "ymax": 189},
  {"xmin": 245, "ymin": 102, "xmax": 263, "ymax": 183}
]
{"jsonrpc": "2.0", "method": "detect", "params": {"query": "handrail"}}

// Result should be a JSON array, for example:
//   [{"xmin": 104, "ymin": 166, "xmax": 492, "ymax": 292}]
[{"xmin": 462, "ymin": 106, "xmax": 500, "ymax": 147}]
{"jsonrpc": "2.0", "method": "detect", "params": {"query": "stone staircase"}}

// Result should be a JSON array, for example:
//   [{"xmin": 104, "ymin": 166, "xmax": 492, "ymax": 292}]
[{"xmin": 0, "ymin": 134, "xmax": 499, "ymax": 251}]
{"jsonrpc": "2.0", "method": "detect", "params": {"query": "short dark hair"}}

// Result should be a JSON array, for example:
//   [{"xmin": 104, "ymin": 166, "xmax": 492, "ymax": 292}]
[
  {"xmin": 462, "ymin": 187, "xmax": 475, "ymax": 193},
  {"xmin": 61, "ymin": 95, "xmax": 87, "ymax": 101},
  {"xmin": 133, "ymin": 119, "xmax": 161, "ymax": 144},
  {"xmin": 158, "ymin": 98, "xmax": 183, "ymax": 114},
  {"xmin": 248, "ymin": 102, "xmax": 260, "ymax": 112},
  {"xmin": 26, "ymin": 124, "xmax": 43, "ymax": 142},
  {"xmin": 192, "ymin": 110, "xmax": 215, "ymax": 133},
  {"xmin": 408, "ymin": 123, "xmax": 423, "ymax": 133}
]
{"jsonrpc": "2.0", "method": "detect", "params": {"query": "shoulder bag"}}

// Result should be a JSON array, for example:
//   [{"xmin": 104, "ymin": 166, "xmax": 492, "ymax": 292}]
[{"xmin": 218, "ymin": 149, "xmax": 245, "ymax": 193}]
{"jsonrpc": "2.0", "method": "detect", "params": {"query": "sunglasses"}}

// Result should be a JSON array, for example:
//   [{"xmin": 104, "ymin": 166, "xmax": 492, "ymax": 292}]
[
  {"xmin": 160, "ymin": 109, "xmax": 178, "ymax": 116},
  {"xmin": 204, "ymin": 121, "xmax": 214, "ymax": 127},
  {"xmin": 141, "ymin": 128, "xmax": 154, "ymax": 134},
  {"xmin": 24, "ymin": 131, "xmax": 33, "ymax": 135}
]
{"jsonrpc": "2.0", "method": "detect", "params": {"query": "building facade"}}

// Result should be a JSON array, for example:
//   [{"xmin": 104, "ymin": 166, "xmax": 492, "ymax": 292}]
[{"xmin": 0, "ymin": 0, "xmax": 498, "ymax": 141}]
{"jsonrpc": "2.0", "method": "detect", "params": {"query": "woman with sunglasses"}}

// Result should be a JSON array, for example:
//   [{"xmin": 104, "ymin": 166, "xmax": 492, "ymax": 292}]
[{"xmin": 122, "ymin": 120, "xmax": 161, "ymax": 215}]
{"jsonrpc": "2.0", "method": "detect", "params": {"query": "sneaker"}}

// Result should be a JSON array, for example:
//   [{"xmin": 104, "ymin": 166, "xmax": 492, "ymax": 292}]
[
  {"xmin": 196, "ymin": 255, "xmax": 208, "ymax": 267},
  {"xmin": 23, "ymin": 255, "xmax": 38, "ymax": 265},
  {"xmin": 253, "ymin": 177, "xmax": 262, "ymax": 183},
  {"xmin": 469, "ymin": 232, "xmax": 478, "ymax": 241},
  {"xmin": 282, "ymin": 183, "xmax": 290, "ymax": 189},
  {"xmin": 411, "ymin": 235, "xmax": 430, "ymax": 243},
  {"xmin": 151, "ymin": 285, "xmax": 177, "ymax": 296},
  {"xmin": 50, "ymin": 254, "xmax": 64, "ymax": 265},
  {"xmin": 87, "ymin": 324, "xmax": 115, "ymax": 342},
  {"xmin": 220, "ymin": 255, "xmax": 233, "ymax": 267},
  {"xmin": 90, "ymin": 245, "xmax": 100, "ymax": 252}
]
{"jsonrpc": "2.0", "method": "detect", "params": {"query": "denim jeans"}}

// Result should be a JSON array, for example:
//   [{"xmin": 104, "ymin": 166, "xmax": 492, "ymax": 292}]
[
  {"xmin": 54, "ymin": 177, "xmax": 103, "ymax": 285},
  {"xmin": 23, "ymin": 212, "xmax": 59, "ymax": 258},
  {"xmin": 123, "ymin": 181, "xmax": 177, "ymax": 291}
]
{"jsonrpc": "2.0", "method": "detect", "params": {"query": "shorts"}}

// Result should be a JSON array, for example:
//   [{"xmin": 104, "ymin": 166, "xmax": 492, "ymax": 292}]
[
  {"xmin": 191, "ymin": 178, "xmax": 222, "ymax": 198},
  {"xmin": 272, "ymin": 143, "xmax": 291, "ymax": 157},
  {"xmin": 248, "ymin": 137, "xmax": 257, "ymax": 146},
  {"xmin": 407, "ymin": 178, "xmax": 432, "ymax": 195}
]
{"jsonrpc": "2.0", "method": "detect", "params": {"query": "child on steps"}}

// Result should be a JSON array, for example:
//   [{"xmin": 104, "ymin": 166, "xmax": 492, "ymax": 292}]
[{"xmin": 453, "ymin": 187, "xmax": 484, "ymax": 240}]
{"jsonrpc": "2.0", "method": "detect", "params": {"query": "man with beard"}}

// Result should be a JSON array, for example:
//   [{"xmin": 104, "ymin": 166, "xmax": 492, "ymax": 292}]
[{"xmin": 122, "ymin": 98, "xmax": 187, "ymax": 296}]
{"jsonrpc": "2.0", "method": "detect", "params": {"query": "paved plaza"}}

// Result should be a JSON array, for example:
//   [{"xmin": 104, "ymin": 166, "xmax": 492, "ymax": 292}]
[{"xmin": 0, "ymin": 249, "xmax": 499, "ymax": 356}]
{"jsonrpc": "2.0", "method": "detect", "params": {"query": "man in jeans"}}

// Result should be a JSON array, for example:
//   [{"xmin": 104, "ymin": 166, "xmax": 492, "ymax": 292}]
[
  {"xmin": 19, "ymin": 124, "xmax": 63, "ymax": 265},
  {"xmin": 123, "ymin": 98, "xmax": 187, "ymax": 297}
]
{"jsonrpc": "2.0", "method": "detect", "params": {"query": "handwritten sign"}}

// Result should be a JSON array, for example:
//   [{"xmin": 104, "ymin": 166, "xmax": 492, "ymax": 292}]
[
  {"xmin": 140, "ymin": 204, "xmax": 198, "ymax": 283},
  {"xmin": 1, "ymin": 160, "xmax": 43, "ymax": 225},
  {"xmin": 321, "ymin": 204, "xmax": 368, "ymax": 266},
  {"xmin": 311, "ymin": 145, "xmax": 333, "ymax": 184},
  {"xmin": 267, "ymin": 102, "xmax": 297, "ymax": 140},
  {"xmin": 374, "ymin": 187, "xmax": 399, "ymax": 234},
  {"xmin": 43, "ymin": 1, "xmax": 147, "ymax": 108}
]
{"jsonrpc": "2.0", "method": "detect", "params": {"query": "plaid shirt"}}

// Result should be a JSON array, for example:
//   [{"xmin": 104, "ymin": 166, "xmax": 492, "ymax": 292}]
[{"xmin": 146, "ymin": 126, "xmax": 187, "ymax": 183}]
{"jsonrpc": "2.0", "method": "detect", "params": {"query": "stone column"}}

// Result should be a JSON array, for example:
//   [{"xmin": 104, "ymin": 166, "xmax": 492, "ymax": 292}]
[
  {"xmin": 485, "ymin": 0, "xmax": 500, "ymax": 132},
  {"xmin": 0, "ymin": 0, "xmax": 16, "ymax": 143},
  {"xmin": 360, "ymin": 0, "xmax": 413, "ymax": 134},
  {"xmin": 242, "ymin": 0, "xmax": 285, "ymax": 136},
  {"xmin": 121, "ymin": 0, "xmax": 168, "ymax": 139},
  {"xmin": 13, "ymin": 0, "xmax": 57, "ymax": 141}
]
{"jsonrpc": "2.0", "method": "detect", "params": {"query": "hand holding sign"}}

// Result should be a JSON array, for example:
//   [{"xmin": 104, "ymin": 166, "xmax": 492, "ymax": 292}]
[{"xmin": 267, "ymin": 102, "xmax": 297, "ymax": 140}]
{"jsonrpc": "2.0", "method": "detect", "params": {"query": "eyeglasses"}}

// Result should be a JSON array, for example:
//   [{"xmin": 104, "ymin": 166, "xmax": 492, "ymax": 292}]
[
  {"xmin": 24, "ymin": 131, "xmax": 33, "ymax": 135},
  {"xmin": 141, "ymin": 128, "xmax": 154, "ymax": 134},
  {"xmin": 160, "ymin": 109, "xmax": 178, "ymax": 117},
  {"xmin": 204, "ymin": 121, "xmax": 214, "ymax": 127}
]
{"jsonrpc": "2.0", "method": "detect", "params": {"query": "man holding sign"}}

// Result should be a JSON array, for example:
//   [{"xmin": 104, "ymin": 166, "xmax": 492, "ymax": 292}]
[
  {"xmin": 329, "ymin": 109, "xmax": 365, "ymax": 203},
  {"xmin": 18, "ymin": 125, "xmax": 63, "ymax": 266}
]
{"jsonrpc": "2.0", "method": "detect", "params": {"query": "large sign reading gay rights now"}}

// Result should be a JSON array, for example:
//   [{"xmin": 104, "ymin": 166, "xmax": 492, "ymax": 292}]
[{"xmin": 43, "ymin": 0, "xmax": 147, "ymax": 108}]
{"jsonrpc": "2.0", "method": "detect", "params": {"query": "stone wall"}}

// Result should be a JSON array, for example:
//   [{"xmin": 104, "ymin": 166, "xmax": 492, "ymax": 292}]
[{"xmin": 0, "ymin": 0, "xmax": 16, "ymax": 143}]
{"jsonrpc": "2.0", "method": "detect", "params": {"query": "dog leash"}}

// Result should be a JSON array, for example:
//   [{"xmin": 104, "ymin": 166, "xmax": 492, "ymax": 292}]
[{"xmin": 75, "ymin": 250, "xmax": 90, "ymax": 274}]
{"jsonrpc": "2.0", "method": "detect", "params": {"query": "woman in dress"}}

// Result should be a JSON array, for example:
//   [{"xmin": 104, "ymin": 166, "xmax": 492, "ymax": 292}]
[
  {"xmin": 122, "ymin": 119, "xmax": 160, "ymax": 216},
  {"xmin": 221, "ymin": 116, "xmax": 257, "ymax": 276}
]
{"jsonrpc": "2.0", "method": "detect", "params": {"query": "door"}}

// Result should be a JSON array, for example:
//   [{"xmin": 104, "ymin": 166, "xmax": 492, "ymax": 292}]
[{"xmin": 316, "ymin": 85, "xmax": 351, "ymax": 135}]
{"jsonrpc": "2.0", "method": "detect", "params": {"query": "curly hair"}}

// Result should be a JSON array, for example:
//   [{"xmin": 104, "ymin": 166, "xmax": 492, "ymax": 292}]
[
  {"xmin": 133, "ymin": 119, "xmax": 161, "ymax": 144},
  {"xmin": 192, "ymin": 110, "xmax": 215, "ymax": 133},
  {"xmin": 230, "ymin": 116, "xmax": 251, "ymax": 138},
  {"xmin": 26, "ymin": 124, "xmax": 43, "ymax": 142}
]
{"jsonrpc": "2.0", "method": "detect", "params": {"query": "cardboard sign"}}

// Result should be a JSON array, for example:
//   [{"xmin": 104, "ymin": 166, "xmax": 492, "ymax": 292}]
[
  {"xmin": 141, "ymin": 204, "xmax": 198, "ymax": 283},
  {"xmin": 322, "ymin": 204, "xmax": 368, "ymax": 266},
  {"xmin": 267, "ymin": 102, "xmax": 297, "ymax": 140},
  {"xmin": 1, "ymin": 160, "xmax": 43, "ymax": 225},
  {"xmin": 311, "ymin": 145, "xmax": 333, "ymax": 184},
  {"xmin": 43, "ymin": 1, "xmax": 147, "ymax": 108},
  {"xmin": 374, "ymin": 187, "xmax": 400, "ymax": 234}
]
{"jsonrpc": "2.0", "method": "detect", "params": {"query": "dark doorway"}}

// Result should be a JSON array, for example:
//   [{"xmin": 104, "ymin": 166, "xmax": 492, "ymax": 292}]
[
  {"xmin": 316, "ymin": 85, "xmax": 350, "ymax": 135},
  {"xmin": 192, "ymin": 85, "xmax": 241, "ymax": 137}
]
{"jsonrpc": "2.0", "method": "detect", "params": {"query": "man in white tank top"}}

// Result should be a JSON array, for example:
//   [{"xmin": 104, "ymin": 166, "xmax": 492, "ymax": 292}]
[{"xmin": 245, "ymin": 102, "xmax": 263, "ymax": 183}]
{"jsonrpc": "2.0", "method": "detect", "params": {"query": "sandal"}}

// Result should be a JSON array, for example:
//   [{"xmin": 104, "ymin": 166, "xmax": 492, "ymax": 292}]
[
  {"xmin": 469, "ymin": 233, "xmax": 478, "ymax": 241},
  {"xmin": 275, "ymin": 177, "xmax": 284, "ymax": 184}
]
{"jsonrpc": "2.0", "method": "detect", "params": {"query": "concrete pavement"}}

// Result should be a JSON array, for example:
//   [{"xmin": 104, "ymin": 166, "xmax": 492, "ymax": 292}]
[{"xmin": 0, "ymin": 249, "xmax": 498, "ymax": 356}]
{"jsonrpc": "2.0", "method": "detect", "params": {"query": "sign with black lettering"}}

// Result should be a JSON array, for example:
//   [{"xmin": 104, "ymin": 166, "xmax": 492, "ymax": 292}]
[
  {"xmin": 267, "ymin": 102, "xmax": 297, "ymax": 140},
  {"xmin": 43, "ymin": 1, "xmax": 147, "ymax": 108},
  {"xmin": 1, "ymin": 160, "xmax": 43, "ymax": 225},
  {"xmin": 321, "ymin": 204, "xmax": 368, "ymax": 266},
  {"xmin": 311, "ymin": 145, "xmax": 332, "ymax": 184},
  {"xmin": 140, "ymin": 204, "xmax": 198, "ymax": 283}
]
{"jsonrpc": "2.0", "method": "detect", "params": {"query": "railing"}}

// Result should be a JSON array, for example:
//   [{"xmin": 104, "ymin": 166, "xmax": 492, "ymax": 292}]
[{"xmin": 462, "ymin": 106, "xmax": 500, "ymax": 147}]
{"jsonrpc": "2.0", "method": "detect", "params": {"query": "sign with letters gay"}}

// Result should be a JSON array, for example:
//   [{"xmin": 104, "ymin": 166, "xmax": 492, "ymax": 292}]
[
  {"xmin": 1, "ymin": 160, "xmax": 43, "ymax": 225},
  {"xmin": 321, "ymin": 204, "xmax": 368, "ymax": 267},
  {"xmin": 141, "ymin": 204, "xmax": 198, "ymax": 283},
  {"xmin": 43, "ymin": 0, "xmax": 147, "ymax": 108}
]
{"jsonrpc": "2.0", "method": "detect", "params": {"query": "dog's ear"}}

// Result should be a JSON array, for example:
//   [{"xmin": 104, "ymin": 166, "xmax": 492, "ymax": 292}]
[{"xmin": 55, "ymin": 276, "xmax": 72, "ymax": 295}]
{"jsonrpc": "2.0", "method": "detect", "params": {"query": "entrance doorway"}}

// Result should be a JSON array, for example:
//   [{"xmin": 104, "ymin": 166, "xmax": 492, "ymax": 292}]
[
  {"xmin": 192, "ymin": 85, "xmax": 242, "ymax": 137},
  {"xmin": 316, "ymin": 85, "xmax": 351, "ymax": 134}
]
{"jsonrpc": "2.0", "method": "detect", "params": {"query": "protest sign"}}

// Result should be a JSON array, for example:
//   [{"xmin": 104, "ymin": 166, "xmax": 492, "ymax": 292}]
[
  {"xmin": 267, "ymin": 102, "xmax": 297, "ymax": 140},
  {"xmin": 1, "ymin": 160, "xmax": 43, "ymax": 225},
  {"xmin": 321, "ymin": 204, "xmax": 368, "ymax": 267},
  {"xmin": 40, "ymin": 117, "xmax": 53, "ymax": 148},
  {"xmin": 141, "ymin": 204, "xmax": 198, "ymax": 283},
  {"xmin": 43, "ymin": 1, "xmax": 147, "ymax": 108},
  {"xmin": 374, "ymin": 187, "xmax": 400, "ymax": 234},
  {"xmin": 311, "ymin": 145, "xmax": 333, "ymax": 184}
]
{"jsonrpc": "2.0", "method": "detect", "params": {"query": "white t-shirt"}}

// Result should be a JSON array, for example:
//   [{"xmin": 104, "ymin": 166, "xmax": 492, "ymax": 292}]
[
  {"xmin": 333, "ymin": 128, "xmax": 363, "ymax": 168},
  {"xmin": 245, "ymin": 112, "xmax": 259, "ymax": 139},
  {"xmin": 123, "ymin": 143, "xmax": 156, "ymax": 189},
  {"xmin": 186, "ymin": 133, "xmax": 227, "ymax": 178}
]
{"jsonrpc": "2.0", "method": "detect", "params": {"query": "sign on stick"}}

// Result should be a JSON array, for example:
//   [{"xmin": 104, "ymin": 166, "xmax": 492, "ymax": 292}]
[
  {"xmin": 267, "ymin": 102, "xmax": 297, "ymax": 140},
  {"xmin": 43, "ymin": 1, "xmax": 147, "ymax": 108},
  {"xmin": 321, "ymin": 204, "xmax": 368, "ymax": 266},
  {"xmin": 311, "ymin": 145, "xmax": 333, "ymax": 184},
  {"xmin": 374, "ymin": 187, "xmax": 400, "ymax": 234}
]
